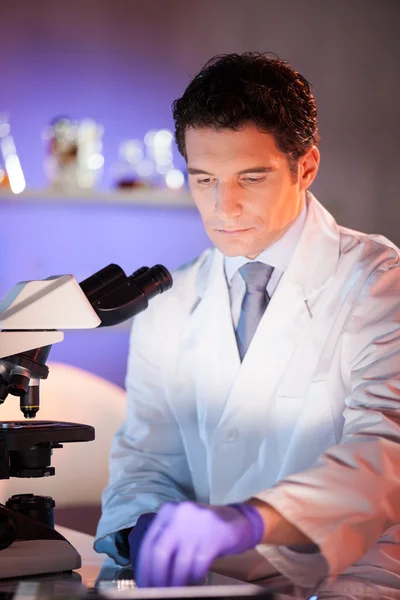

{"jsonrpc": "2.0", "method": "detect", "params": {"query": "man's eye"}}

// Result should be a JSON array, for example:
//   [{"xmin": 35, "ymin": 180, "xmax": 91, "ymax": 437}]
[
  {"xmin": 197, "ymin": 178, "xmax": 214, "ymax": 185},
  {"xmin": 242, "ymin": 176, "xmax": 265, "ymax": 184}
]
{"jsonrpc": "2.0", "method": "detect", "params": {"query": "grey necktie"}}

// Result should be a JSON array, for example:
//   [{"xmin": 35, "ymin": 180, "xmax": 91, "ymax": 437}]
[{"xmin": 236, "ymin": 262, "xmax": 274, "ymax": 361}]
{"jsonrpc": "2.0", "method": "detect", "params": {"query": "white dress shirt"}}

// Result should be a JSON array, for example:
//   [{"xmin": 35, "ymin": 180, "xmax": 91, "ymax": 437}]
[{"xmin": 224, "ymin": 203, "xmax": 308, "ymax": 328}]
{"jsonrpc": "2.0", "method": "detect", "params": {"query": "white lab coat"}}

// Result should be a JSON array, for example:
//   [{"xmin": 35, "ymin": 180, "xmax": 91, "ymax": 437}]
[{"xmin": 94, "ymin": 193, "xmax": 400, "ymax": 593}]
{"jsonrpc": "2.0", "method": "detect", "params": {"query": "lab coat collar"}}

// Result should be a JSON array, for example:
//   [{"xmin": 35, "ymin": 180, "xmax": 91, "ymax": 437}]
[{"xmin": 285, "ymin": 192, "xmax": 340, "ymax": 301}]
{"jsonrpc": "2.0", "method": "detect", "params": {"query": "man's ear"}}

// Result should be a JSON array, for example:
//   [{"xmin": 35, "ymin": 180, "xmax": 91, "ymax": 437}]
[{"xmin": 298, "ymin": 146, "xmax": 320, "ymax": 191}]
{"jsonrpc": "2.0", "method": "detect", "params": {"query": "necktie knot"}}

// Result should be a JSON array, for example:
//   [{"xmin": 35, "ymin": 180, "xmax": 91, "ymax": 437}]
[{"xmin": 239, "ymin": 262, "xmax": 274, "ymax": 294}]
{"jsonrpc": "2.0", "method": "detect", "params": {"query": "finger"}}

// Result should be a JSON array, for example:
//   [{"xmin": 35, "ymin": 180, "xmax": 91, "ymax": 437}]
[
  {"xmin": 136, "ymin": 504, "xmax": 177, "ymax": 587},
  {"xmin": 189, "ymin": 545, "xmax": 216, "ymax": 586},
  {"xmin": 151, "ymin": 531, "xmax": 179, "ymax": 588},
  {"xmin": 168, "ymin": 543, "xmax": 198, "ymax": 587}
]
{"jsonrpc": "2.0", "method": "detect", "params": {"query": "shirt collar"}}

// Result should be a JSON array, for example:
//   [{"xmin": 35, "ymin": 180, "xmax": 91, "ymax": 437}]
[{"xmin": 224, "ymin": 202, "xmax": 308, "ymax": 284}]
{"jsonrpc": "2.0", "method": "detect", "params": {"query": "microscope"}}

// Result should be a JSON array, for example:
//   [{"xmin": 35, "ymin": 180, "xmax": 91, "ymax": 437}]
[{"xmin": 0, "ymin": 263, "xmax": 172, "ymax": 579}]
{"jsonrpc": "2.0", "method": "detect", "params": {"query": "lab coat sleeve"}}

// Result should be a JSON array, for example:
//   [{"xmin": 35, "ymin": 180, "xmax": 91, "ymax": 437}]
[
  {"xmin": 254, "ymin": 261, "xmax": 400, "ymax": 587},
  {"xmin": 93, "ymin": 301, "xmax": 195, "ymax": 564}
]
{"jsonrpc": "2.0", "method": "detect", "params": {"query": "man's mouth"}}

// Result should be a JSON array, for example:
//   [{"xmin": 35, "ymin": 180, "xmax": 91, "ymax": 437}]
[{"xmin": 217, "ymin": 227, "xmax": 253, "ymax": 235}]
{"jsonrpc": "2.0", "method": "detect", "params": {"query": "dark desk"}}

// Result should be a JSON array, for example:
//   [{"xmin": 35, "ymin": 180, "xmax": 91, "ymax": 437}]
[{"xmin": 2, "ymin": 525, "xmax": 391, "ymax": 599}]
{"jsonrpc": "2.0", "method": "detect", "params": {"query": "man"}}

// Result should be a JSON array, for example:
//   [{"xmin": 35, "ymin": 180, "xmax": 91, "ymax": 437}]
[{"xmin": 94, "ymin": 53, "xmax": 400, "ymax": 596}]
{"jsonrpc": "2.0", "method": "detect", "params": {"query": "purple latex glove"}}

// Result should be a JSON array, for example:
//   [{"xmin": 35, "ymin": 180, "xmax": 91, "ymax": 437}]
[
  {"xmin": 136, "ymin": 501, "xmax": 264, "ymax": 588},
  {"xmin": 128, "ymin": 513, "xmax": 157, "ymax": 575}
]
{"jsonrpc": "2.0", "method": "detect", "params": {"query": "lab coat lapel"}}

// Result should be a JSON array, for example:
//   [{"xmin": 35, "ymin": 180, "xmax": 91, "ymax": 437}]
[
  {"xmin": 209, "ymin": 274, "xmax": 312, "ymax": 501},
  {"xmin": 179, "ymin": 249, "xmax": 241, "ymax": 448},
  {"xmin": 233, "ymin": 273, "xmax": 312, "ymax": 399}
]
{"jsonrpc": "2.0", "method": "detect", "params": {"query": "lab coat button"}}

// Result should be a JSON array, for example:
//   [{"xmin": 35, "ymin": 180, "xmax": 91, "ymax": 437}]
[{"xmin": 227, "ymin": 428, "xmax": 238, "ymax": 442}]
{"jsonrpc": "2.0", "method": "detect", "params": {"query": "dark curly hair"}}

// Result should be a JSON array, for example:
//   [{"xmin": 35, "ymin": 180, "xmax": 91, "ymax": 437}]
[{"xmin": 172, "ymin": 52, "xmax": 319, "ymax": 179}]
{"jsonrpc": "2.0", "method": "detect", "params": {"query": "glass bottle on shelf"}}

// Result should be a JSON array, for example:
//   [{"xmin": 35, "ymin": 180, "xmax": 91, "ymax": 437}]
[
  {"xmin": 112, "ymin": 139, "xmax": 150, "ymax": 189},
  {"xmin": 43, "ymin": 117, "xmax": 104, "ymax": 192},
  {"xmin": 0, "ymin": 113, "xmax": 25, "ymax": 194}
]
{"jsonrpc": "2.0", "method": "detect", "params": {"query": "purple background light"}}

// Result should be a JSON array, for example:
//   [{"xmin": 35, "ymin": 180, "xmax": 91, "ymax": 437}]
[{"xmin": 0, "ymin": 203, "xmax": 209, "ymax": 291}]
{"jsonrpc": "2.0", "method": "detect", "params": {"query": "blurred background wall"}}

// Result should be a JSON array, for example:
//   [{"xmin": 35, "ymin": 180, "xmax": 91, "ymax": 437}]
[{"xmin": 1, "ymin": 0, "xmax": 399, "ymax": 388}]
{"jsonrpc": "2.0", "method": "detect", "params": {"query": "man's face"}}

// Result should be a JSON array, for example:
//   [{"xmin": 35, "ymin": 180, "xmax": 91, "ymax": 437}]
[{"xmin": 186, "ymin": 123, "xmax": 319, "ymax": 258}]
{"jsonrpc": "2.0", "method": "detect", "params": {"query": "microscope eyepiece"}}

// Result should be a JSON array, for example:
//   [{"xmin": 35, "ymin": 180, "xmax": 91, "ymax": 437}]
[
  {"xmin": 80, "ymin": 263, "xmax": 173, "ymax": 327},
  {"xmin": 79, "ymin": 264, "xmax": 126, "ymax": 304},
  {"xmin": 131, "ymin": 264, "xmax": 173, "ymax": 297}
]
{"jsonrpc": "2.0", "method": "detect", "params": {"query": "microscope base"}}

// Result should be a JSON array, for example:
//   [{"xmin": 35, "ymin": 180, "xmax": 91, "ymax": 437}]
[
  {"xmin": 0, "ymin": 504, "xmax": 81, "ymax": 579},
  {"xmin": 0, "ymin": 538, "xmax": 81, "ymax": 579}
]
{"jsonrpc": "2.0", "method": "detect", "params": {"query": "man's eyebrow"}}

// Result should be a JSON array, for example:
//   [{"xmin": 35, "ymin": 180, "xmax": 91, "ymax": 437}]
[
  {"xmin": 237, "ymin": 166, "xmax": 275, "ymax": 174},
  {"xmin": 187, "ymin": 167, "xmax": 214, "ymax": 175},
  {"xmin": 187, "ymin": 166, "xmax": 275, "ymax": 176}
]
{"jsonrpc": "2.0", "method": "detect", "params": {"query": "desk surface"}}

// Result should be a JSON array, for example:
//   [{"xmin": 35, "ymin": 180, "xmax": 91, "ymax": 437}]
[
  {"xmin": 2, "ymin": 526, "xmax": 391, "ymax": 600},
  {"xmin": 0, "ymin": 526, "xmax": 282, "ymax": 599}
]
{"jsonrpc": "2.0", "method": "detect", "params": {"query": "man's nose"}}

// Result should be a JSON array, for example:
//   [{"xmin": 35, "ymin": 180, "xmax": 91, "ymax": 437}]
[{"xmin": 214, "ymin": 183, "xmax": 242, "ymax": 219}]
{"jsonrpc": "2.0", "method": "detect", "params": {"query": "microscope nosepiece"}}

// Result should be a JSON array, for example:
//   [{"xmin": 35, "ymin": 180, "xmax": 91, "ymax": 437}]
[{"xmin": 8, "ymin": 373, "xmax": 30, "ymax": 397}]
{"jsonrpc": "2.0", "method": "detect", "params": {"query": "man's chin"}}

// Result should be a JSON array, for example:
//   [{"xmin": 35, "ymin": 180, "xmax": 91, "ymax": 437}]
[
  {"xmin": 208, "ymin": 232, "xmax": 263, "ymax": 257},
  {"xmin": 213, "ymin": 242, "xmax": 252, "ymax": 258}
]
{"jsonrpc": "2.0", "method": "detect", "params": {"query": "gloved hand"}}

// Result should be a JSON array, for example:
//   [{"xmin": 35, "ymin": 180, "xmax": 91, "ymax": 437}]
[
  {"xmin": 136, "ymin": 501, "xmax": 264, "ymax": 587},
  {"xmin": 128, "ymin": 512, "xmax": 157, "ymax": 575}
]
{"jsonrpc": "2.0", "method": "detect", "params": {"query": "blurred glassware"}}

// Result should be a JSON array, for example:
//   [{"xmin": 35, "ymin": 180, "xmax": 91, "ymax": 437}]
[
  {"xmin": 43, "ymin": 117, "xmax": 104, "ymax": 191},
  {"xmin": 0, "ymin": 113, "xmax": 26, "ymax": 194},
  {"xmin": 113, "ymin": 129, "xmax": 185, "ymax": 191},
  {"xmin": 145, "ymin": 128, "xmax": 173, "ymax": 187},
  {"xmin": 112, "ymin": 139, "xmax": 149, "ymax": 189},
  {"xmin": 0, "ymin": 162, "xmax": 8, "ymax": 189}
]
